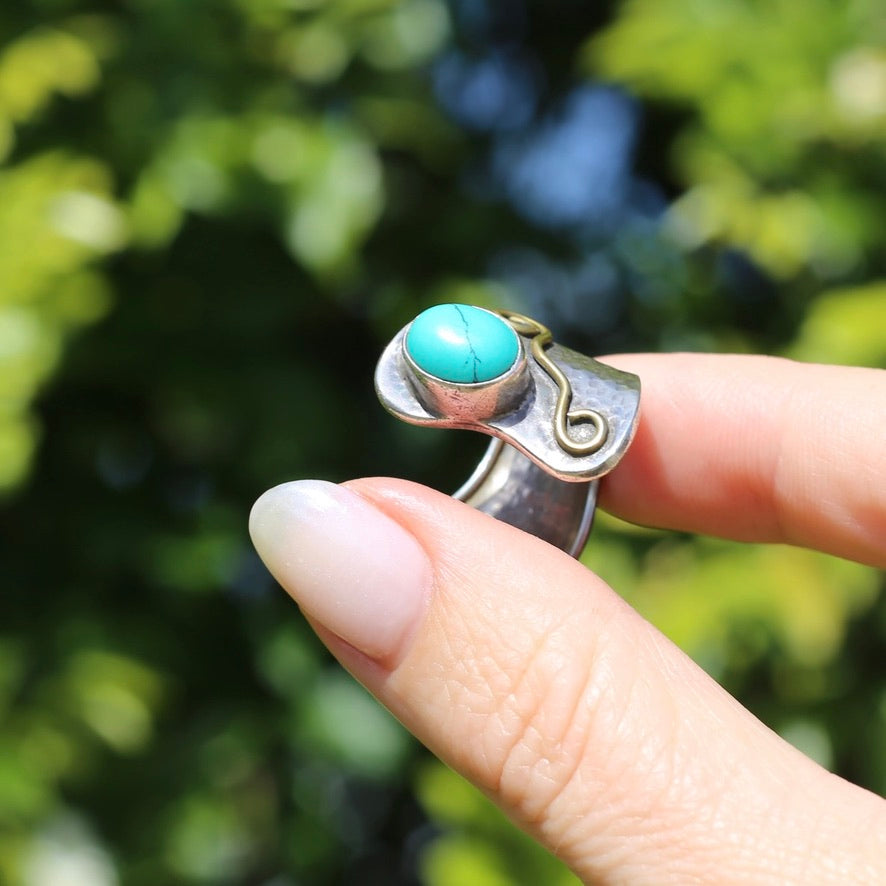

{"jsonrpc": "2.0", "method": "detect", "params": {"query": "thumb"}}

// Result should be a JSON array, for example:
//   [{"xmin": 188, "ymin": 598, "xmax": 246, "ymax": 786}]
[{"xmin": 249, "ymin": 478, "xmax": 885, "ymax": 885}]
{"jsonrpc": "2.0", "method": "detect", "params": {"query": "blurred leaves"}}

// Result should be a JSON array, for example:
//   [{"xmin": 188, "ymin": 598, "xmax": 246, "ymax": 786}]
[
  {"xmin": 0, "ymin": 641, "xmax": 169, "ymax": 884},
  {"xmin": 790, "ymin": 280, "xmax": 886, "ymax": 366},
  {"xmin": 585, "ymin": 532, "xmax": 879, "ymax": 673},
  {"xmin": 133, "ymin": 113, "xmax": 383, "ymax": 273},
  {"xmin": 299, "ymin": 672, "xmax": 412, "ymax": 779},
  {"xmin": 0, "ymin": 152, "xmax": 120, "ymax": 490},
  {"xmin": 416, "ymin": 764, "xmax": 580, "ymax": 886},
  {"xmin": 0, "ymin": 0, "xmax": 884, "ymax": 883},
  {"xmin": 587, "ymin": 0, "xmax": 886, "ymax": 159},
  {"xmin": 586, "ymin": 0, "xmax": 886, "ymax": 281},
  {"xmin": 0, "ymin": 27, "xmax": 101, "ymax": 156},
  {"xmin": 0, "ymin": 22, "xmax": 119, "ymax": 492}
]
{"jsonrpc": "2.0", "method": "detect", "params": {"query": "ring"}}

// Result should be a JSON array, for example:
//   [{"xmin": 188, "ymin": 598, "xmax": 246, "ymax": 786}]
[{"xmin": 375, "ymin": 304, "xmax": 641, "ymax": 556}]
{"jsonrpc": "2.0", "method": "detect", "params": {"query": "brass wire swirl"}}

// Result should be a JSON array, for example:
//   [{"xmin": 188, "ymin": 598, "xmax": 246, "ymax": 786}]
[{"xmin": 498, "ymin": 310, "xmax": 608, "ymax": 456}]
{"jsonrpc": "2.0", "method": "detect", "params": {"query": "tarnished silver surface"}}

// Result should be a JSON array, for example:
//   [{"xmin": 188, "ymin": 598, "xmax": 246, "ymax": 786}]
[
  {"xmin": 374, "ymin": 310, "xmax": 640, "ymax": 556},
  {"xmin": 376, "ymin": 325, "xmax": 640, "ymax": 482},
  {"xmin": 454, "ymin": 438, "xmax": 598, "ymax": 557},
  {"xmin": 402, "ymin": 338, "xmax": 530, "ymax": 422}
]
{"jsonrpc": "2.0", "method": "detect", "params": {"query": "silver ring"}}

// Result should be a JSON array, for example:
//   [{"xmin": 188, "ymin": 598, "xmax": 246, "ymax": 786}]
[{"xmin": 375, "ymin": 304, "xmax": 641, "ymax": 556}]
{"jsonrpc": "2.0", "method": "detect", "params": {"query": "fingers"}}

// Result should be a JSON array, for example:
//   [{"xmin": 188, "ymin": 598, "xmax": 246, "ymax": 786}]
[
  {"xmin": 249, "ymin": 479, "xmax": 886, "ymax": 885},
  {"xmin": 598, "ymin": 355, "xmax": 886, "ymax": 567}
]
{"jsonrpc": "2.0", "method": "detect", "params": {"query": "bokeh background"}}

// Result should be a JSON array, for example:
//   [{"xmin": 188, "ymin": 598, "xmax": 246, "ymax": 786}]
[{"xmin": 1, "ymin": 0, "xmax": 885, "ymax": 883}]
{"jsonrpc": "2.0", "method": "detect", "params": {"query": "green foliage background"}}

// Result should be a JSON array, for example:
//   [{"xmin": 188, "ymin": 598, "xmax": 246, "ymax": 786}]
[{"xmin": 1, "ymin": 1, "xmax": 884, "ymax": 883}]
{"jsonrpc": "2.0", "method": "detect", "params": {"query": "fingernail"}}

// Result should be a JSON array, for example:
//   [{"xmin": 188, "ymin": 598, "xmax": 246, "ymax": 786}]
[{"xmin": 248, "ymin": 480, "xmax": 432, "ymax": 661}]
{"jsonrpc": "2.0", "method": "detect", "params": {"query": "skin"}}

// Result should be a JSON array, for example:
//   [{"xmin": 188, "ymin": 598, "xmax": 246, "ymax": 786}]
[{"xmin": 250, "ymin": 354, "xmax": 886, "ymax": 885}]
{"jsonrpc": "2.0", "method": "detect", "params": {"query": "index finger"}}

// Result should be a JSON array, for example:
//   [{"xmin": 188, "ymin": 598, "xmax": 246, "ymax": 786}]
[{"xmin": 599, "ymin": 354, "xmax": 886, "ymax": 568}]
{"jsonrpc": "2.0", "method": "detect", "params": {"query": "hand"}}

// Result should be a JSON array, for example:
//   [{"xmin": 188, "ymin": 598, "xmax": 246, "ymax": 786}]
[{"xmin": 249, "ymin": 354, "xmax": 886, "ymax": 885}]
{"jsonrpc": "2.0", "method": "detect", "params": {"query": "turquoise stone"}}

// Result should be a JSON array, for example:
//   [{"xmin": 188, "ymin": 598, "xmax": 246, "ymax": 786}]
[{"xmin": 406, "ymin": 304, "xmax": 519, "ymax": 384}]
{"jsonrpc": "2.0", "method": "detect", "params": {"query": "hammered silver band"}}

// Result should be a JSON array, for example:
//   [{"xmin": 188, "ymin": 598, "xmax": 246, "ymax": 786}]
[
  {"xmin": 375, "ymin": 306, "xmax": 640, "ymax": 557},
  {"xmin": 453, "ymin": 438, "xmax": 599, "ymax": 556}
]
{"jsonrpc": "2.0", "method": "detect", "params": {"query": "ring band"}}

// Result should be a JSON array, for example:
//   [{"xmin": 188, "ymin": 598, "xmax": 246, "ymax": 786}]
[{"xmin": 375, "ymin": 304, "xmax": 641, "ymax": 556}]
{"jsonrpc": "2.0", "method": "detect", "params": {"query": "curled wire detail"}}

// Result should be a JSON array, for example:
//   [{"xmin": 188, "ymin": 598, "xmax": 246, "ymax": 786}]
[{"xmin": 498, "ymin": 310, "xmax": 608, "ymax": 456}]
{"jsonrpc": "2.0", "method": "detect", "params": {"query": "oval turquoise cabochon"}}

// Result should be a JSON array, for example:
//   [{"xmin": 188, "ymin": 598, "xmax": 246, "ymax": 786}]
[{"xmin": 405, "ymin": 304, "xmax": 520, "ymax": 384}]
